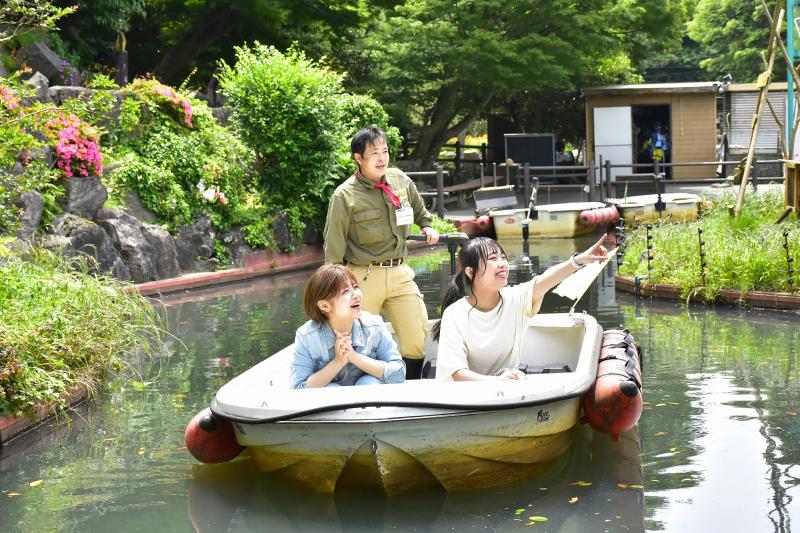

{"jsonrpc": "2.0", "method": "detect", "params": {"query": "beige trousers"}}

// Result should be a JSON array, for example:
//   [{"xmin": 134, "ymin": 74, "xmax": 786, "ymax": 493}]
[{"xmin": 347, "ymin": 263, "xmax": 428, "ymax": 360}]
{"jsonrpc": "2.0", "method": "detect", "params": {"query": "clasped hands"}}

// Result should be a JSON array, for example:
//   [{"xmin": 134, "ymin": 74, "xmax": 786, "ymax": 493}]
[{"xmin": 334, "ymin": 331, "xmax": 358, "ymax": 365}]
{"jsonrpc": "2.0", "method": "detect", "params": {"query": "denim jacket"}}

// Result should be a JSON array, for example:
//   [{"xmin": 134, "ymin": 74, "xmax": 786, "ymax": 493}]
[{"xmin": 290, "ymin": 311, "xmax": 405, "ymax": 389}]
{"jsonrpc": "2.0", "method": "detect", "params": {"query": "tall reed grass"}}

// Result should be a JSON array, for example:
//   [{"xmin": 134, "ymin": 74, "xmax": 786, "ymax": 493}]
[
  {"xmin": 617, "ymin": 189, "xmax": 799, "ymax": 301},
  {"xmin": 0, "ymin": 246, "xmax": 162, "ymax": 415}
]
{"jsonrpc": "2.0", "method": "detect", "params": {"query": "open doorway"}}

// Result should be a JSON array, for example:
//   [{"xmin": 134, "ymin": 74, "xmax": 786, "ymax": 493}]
[{"xmin": 632, "ymin": 105, "xmax": 671, "ymax": 178}]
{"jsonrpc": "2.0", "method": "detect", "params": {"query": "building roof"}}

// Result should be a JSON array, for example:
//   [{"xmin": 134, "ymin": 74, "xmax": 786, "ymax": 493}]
[
  {"xmin": 726, "ymin": 81, "xmax": 788, "ymax": 92},
  {"xmin": 582, "ymin": 81, "xmax": 720, "ymax": 96}
]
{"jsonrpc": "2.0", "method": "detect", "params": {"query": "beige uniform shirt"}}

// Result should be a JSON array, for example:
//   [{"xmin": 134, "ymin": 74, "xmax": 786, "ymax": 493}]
[{"xmin": 323, "ymin": 168, "xmax": 433, "ymax": 265}]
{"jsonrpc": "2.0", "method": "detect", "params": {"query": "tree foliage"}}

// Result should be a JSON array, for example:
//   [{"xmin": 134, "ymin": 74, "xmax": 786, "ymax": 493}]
[
  {"xmin": 347, "ymin": 0, "xmax": 685, "ymax": 166},
  {"xmin": 0, "ymin": 0, "xmax": 74, "ymax": 45},
  {"xmin": 217, "ymin": 44, "xmax": 398, "ymax": 241},
  {"xmin": 687, "ymin": 0, "xmax": 771, "ymax": 82}
]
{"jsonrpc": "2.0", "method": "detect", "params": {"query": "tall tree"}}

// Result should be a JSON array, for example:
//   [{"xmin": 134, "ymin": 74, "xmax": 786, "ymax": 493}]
[
  {"xmin": 687, "ymin": 0, "xmax": 772, "ymax": 82},
  {"xmin": 347, "ymin": 0, "xmax": 684, "ymax": 167}
]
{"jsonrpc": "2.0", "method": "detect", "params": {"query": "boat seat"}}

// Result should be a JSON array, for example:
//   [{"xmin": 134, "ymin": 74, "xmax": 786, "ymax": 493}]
[{"xmin": 517, "ymin": 363, "xmax": 572, "ymax": 374}]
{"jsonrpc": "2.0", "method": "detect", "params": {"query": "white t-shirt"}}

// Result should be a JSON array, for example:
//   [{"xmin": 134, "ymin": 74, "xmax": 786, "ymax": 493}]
[{"xmin": 435, "ymin": 278, "xmax": 542, "ymax": 380}]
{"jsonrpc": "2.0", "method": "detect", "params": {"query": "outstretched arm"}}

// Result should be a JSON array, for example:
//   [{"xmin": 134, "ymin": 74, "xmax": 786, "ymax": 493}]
[{"xmin": 531, "ymin": 234, "xmax": 608, "ymax": 304}]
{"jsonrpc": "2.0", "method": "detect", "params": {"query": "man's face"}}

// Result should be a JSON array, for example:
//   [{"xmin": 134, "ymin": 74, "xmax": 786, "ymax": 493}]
[{"xmin": 354, "ymin": 139, "xmax": 389, "ymax": 182}]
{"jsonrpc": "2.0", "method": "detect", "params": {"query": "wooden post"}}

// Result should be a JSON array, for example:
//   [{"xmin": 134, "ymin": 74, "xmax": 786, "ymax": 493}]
[
  {"xmin": 587, "ymin": 160, "xmax": 598, "ymax": 201},
  {"xmin": 762, "ymin": 0, "xmax": 800, "ymax": 155},
  {"xmin": 523, "ymin": 162, "xmax": 531, "ymax": 207},
  {"xmin": 735, "ymin": 6, "xmax": 784, "ymax": 216},
  {"xmin": 435, "ymin": 164, "xmax": 445, "ymax": 219}
]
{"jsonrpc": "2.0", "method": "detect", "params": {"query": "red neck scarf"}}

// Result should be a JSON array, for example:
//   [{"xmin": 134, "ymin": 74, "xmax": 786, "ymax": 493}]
[{"xmin": 357, "ymin": 169, "xmax": 401, "ymax": 208}]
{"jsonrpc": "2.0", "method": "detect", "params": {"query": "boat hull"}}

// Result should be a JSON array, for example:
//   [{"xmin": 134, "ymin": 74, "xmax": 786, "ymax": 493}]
[
  {"xmin": 210, "ymin": 313, "xmax": 604, "ymax": 494},
  {"xmin": 236, "ymin": 398, "xmax": 579, "ymax": 494},
  {"xmin": 491, "ymin": 202, "xmax": 606, "ymax": 239},
  {"xmin": 611, "ymin": 193, "xmax": 699, "ymax": 225}
]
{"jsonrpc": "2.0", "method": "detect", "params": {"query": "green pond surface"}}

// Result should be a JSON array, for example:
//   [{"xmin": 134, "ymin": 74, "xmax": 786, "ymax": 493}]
[{"xmin": 1, "ymin": 235, "xmax": 799, "ymax": 532}]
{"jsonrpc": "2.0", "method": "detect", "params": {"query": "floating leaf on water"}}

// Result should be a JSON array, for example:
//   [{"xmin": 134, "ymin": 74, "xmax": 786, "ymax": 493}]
[
  {"xmin": 281, "ymin": 320, "xmax": 289, "ymax": 324},
  {"xmin": 174, "ymin": 394, "xmax": 188, "ymax": 398},
  {"xmin": 569, "ymin": 481, "xmax": 592, "ymax": 486},
  {"xmin": 630, "ymin": 484, "xmax": 644, "ymax": 489},
  {"xmin": 568, "ymin": 497, "xmax": 578, "ymax": 504},
  {"xmin": 655, "ymin": 431, "xmax": 668, "ymax": 436},
  {"xmin": 788, "ymin": 412, "xmax": 797, "ymax": 416},
  {"xmin": 8, "ymin": 492, "xmax": 21, "ymax": 497},
  {"xmin": 538, "ymin": 487, "xmax": 548, "ymax": 491},
  {"xmin": 655, "ymin": 403, "xmax": 666, "ymax": 407},
  {"xmin": 617, "ymin": 483, "xmax": 629, "ymax": 489},
  {"xmin": 29, "ymin": 480, "xmax": 43, "ymax": 487},
  {"xmin": 138, "ymin": 447, "xmax": 146, "ymax": 455},
  {"xmin": 515, "ymin": 509, "xmax": 525, "ymax": 515},
  {"xmin": 528, "ymin": 516, "xmax": 548, "ymax": 522}
]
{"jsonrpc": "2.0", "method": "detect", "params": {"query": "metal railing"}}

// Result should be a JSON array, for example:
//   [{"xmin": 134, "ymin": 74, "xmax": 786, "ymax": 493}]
[{"xmin": 406, "ymin": 158, "xmax": 786, "ymax": 216}]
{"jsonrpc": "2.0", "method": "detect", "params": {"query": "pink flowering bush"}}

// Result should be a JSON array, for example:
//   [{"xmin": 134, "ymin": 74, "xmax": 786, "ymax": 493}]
[
  {"xmin": 45, "ymin": 113, "xmax": 104, "ymax": 178},
  {"xmin": 130, "ymin": 78, "xmax": 193, "ymax": 128},
  {"xmin": 1, "ymin": 86, "xmax": 23, "ymax": 116}
]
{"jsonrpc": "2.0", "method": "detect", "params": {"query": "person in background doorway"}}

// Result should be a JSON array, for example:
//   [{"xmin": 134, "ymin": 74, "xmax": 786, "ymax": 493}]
[
  {"xmin": 323, "ymin": 126, "xmax": 439, "ymax": 379},
  {"xmin": 555, "ymin": 140, "xmax": 575, "ymax": 166}
]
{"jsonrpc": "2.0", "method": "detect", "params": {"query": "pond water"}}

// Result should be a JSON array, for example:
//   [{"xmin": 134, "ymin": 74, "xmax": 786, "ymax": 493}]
[{"xmin": 1, "ymin": 236, "xmax": 799, "ymax": 532}]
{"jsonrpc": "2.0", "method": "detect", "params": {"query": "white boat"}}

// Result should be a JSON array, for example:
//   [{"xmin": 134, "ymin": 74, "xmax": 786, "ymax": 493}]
[
  {"xmin": 609, "ymin": 192, "xmax": 700, "ymax": 225},
  {"xmin": 209, "ymin": 313, "xmax": 603, "ymax": 495},
  {"xmin": 490, "ymin": 202, "xmax": 607, "ymax": 239}
]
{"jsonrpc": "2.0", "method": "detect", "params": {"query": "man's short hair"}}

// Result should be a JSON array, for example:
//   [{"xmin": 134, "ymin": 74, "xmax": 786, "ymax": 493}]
[{"xmin": 351, "ymin": 126, "xmax": 388, "ymax": 156}]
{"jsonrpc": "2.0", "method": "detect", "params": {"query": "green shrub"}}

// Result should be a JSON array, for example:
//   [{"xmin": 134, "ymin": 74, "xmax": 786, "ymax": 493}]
[
  {"xmin": 338, "ymin": 92, "xmax": 402, "ymax": 159},
  {"xmin": 618, "ymin": 190, "xmax": 799, "ymax": 299},
  {"xmin": 104, "ymin": 79, "xmax": 254, "ymax": 233},
  {"xmin": 218, "ymin": 44, "xmax": 348, "ymax": 239},
  {"xmin": 0, "ymin": 76, "xmax": 62, "ymax": 235},
  {"xmin": 0, "ymin": 245, "xmax": 162, "ymax": 415}
]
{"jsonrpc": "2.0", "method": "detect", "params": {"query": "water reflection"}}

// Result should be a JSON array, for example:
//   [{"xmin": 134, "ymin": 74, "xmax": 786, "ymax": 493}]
[
  {"xmin": 1, "ymin": 240, "xmax": 799, "ymax": 532},
  {"xmin": 186, "ymin": 426, "xmax": 643, "ymax": 533},
  {"xmin": 621, "ymin": 296, "xmax": 800, "ymax": 532}
]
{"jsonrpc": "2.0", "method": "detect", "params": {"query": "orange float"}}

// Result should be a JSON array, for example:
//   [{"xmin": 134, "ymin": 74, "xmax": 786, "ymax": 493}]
[
  {"xmin": 185, "ymin": 408, "xmax": 244, "ymax": 463},
  {"xmin": 579, "ymin": 205, "xmax": 620, "ymax": 227},
  {"xmin": 581, "ymin": 329, "xmax": 643, "ymax": 441},
  {"xmin": 451, "ymin": 215, "xmax": 494, "ymax": 238}
]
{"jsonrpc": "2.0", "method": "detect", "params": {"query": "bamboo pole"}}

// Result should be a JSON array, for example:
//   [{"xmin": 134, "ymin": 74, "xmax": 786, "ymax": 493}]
[
  {"xmin": 734, "ymin": 6, "xmax": 784, "ymax": 217},
  {"xmin": 761, "ymin": 0, "xmax": 800, "ymax": 155}
]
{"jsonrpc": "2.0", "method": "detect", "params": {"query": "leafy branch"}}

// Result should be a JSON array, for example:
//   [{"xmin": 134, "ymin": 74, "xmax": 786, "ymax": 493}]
[{"xmin": 0, "ymin": 0, "xmax": 76, "ymax": 45}]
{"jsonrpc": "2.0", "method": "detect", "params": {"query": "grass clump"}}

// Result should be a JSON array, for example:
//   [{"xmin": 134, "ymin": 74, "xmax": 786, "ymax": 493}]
[
  {"xmin": 0, "ymin": 246, "xmax": 162, "ymax": 416},
  {"xmin": 617, "ymin": 189, "xmax": 800, "ymax": 301}
]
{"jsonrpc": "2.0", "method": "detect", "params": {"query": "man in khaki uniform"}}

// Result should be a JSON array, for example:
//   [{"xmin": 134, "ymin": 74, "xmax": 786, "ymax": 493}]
[{"xmin": 324, "ymin": 126, "xmax": 439, "ymax": 379}]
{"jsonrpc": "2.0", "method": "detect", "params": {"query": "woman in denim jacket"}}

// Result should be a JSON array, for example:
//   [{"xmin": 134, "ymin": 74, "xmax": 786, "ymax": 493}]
[{"xmin": 290, "ymin": 264, "xmax": 406, "ymax": 389}]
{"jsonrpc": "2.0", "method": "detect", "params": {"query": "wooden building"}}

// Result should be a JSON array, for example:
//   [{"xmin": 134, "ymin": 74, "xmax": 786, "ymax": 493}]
[
  {"xmin": 724, "ymin": 82, "xmax": 786, "ymax": 157},
  {"xmin": 584, "ymin": 82, "xmax": 719, "ymax": 180}
]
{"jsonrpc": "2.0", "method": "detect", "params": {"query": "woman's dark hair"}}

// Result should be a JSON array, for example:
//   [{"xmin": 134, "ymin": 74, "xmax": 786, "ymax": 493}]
[
  {"xmin": 303, "ymin": 263, "xmax": 359, "ymax": 323},
  {"xmin": 351, "ymin": 126, "xmax": 388, "ymax": 156},
  {"xmin": 432, "ymin": 237, "xmax": 507, "ymax": 340}
]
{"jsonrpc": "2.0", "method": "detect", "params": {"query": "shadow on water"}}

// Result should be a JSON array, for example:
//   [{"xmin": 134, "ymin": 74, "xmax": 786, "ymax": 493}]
[{"xmin": 186, "ymin": 425, "xmax": 644, "ymax": 533}]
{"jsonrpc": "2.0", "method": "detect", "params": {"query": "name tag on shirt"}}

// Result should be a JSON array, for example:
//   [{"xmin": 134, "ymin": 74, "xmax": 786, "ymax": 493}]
[{"xmin": 395, "ymin": 204, "xmax": 413, "ymax": 226}]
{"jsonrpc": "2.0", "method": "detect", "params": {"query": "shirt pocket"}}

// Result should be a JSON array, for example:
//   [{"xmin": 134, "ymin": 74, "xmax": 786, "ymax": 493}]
[{"xmin": 352, "ymin": 208, "xmax": 391, "ymax": 245}]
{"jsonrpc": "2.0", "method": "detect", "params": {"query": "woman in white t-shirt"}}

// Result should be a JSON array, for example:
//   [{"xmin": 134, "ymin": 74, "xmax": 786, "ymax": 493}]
[{"xmin": 434, "ymin": 235, "xmax": 608, "ymax": 381}]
